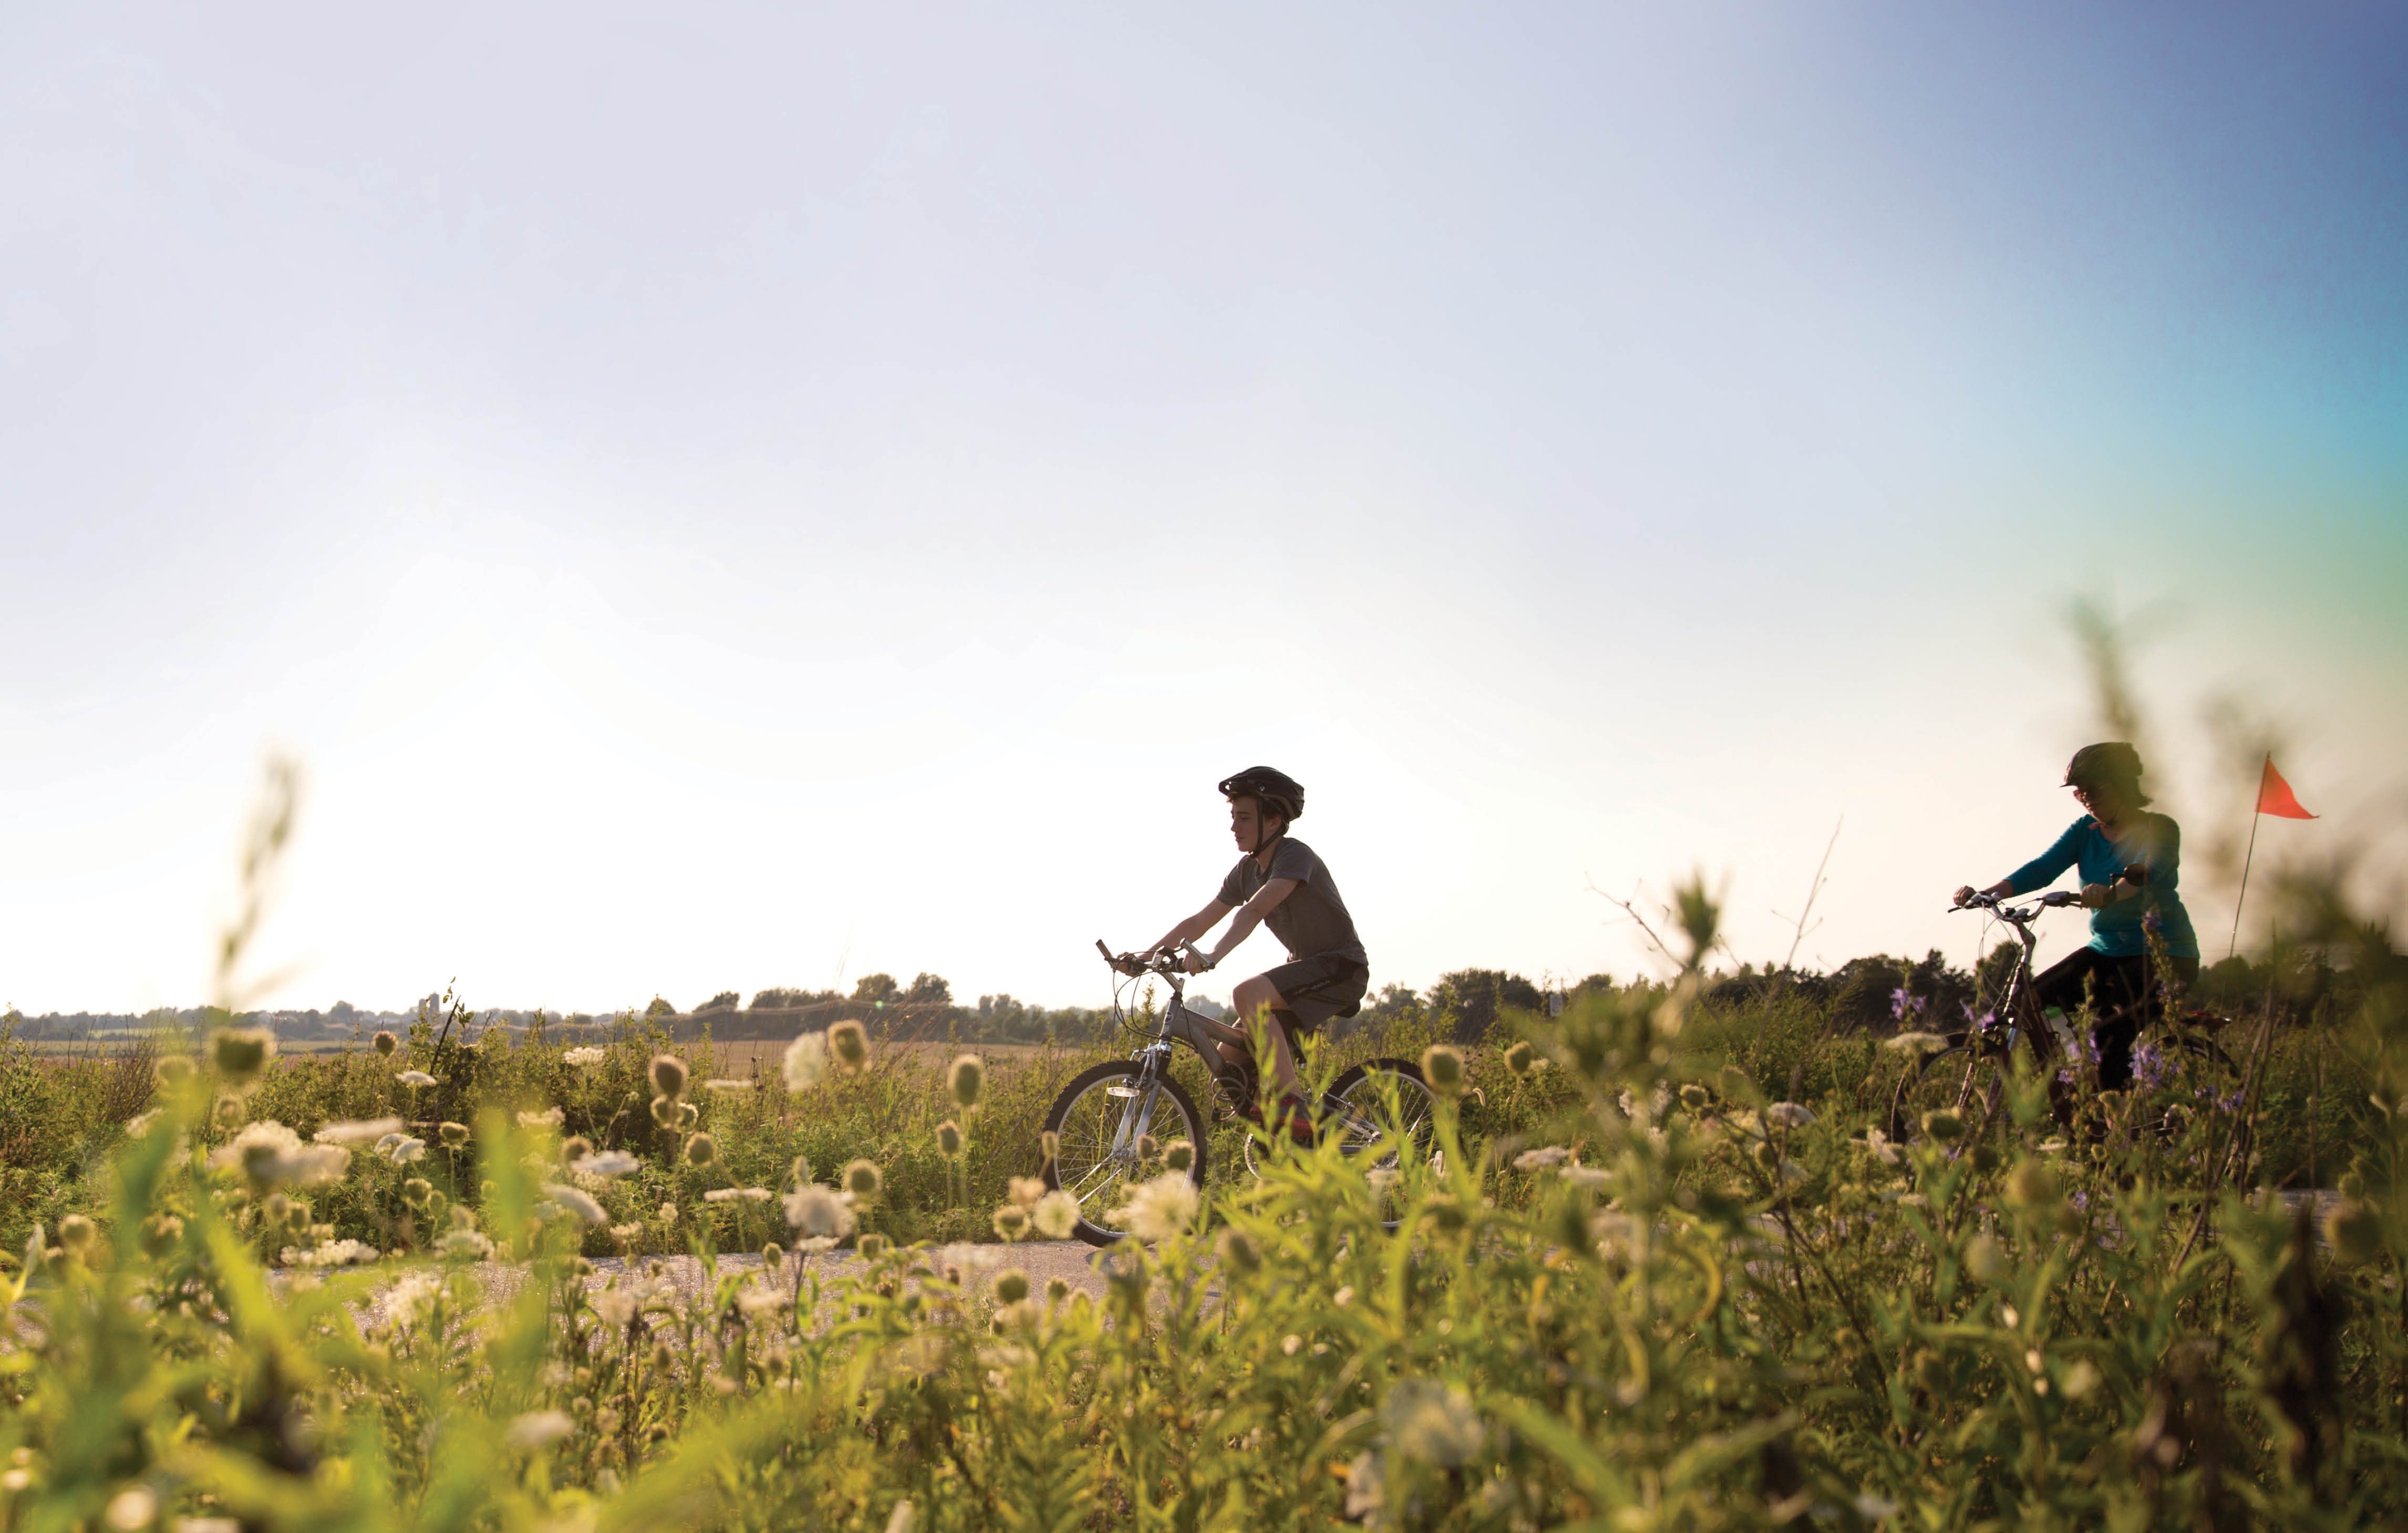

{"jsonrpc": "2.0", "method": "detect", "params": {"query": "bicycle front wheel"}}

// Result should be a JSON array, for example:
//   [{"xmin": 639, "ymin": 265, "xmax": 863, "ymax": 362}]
[
  {"xmin": 1889, "ymin": 1041, "xmax": 1998, "ymax": 1146},
  {"xmin": 1042, "ymin": 1060, "xmax": 1208, "ymax": 1248}
]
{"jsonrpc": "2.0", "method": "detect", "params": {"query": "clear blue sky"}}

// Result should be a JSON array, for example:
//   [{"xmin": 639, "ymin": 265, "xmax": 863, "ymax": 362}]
[{"xmin": 4, "ymin": 3, "xmax": 2402, "ymax": 1014}]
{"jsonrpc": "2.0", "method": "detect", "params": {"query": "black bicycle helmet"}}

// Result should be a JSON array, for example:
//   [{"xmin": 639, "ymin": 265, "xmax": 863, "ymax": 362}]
[
  {"xmin": 1217, "ymin": 766, "xmax": 1304, "ymax": 825},
  {"xmin": 2064, "ymin": 742, "xmax": 2152, "ymax": 807}
]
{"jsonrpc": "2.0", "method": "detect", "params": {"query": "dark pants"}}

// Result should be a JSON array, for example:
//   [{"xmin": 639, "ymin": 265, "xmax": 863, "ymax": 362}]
[{"xmin": 2031, "ymin": 948, "xmax": 2201, "ymax": 1089}]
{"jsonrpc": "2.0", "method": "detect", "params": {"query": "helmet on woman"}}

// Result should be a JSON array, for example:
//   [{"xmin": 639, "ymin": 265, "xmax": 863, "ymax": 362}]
[
  {"xmin": 1217, "ymin": 766, "xmax": 1304, "ymax": 826},
  {"xmin": 2064, "ymin": 742, "xmax": 2152, "ymax": 807}
]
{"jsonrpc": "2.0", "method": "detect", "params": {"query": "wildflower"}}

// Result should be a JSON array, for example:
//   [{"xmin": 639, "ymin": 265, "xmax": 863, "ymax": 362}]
[
  {"xmin": 1030, "ymin": 1190, "xmax": 1082, "ymax": 1241},
  {"xmin": 658, "ymin": 1201, "xmax": 679, "ymax": 1223},
  {"xmin": 395, "ymin": 1070, "xmax": 437, "ymax": 1088},
  {"xmin": 648, "ymin": 1054, "xmax": 690, "ymax": 1100},
  {"xmin": 505, "ymin": 1410, "xmax": 576, "ymax": 1450},
  {"xmin": 994, "ymin": 1268, "xmax": 1030, "ymax": 1304},
  {"xmin": 762, "ymin": 1242, "xmax": 784, "ymax": 1269},
  {"xmin": 542, "ymin": 1184, "xmax": 608, "ymax": 1225},
  {"xmin": 1514, "ymin": 1146, "xmax": 1570, "ymax": 1171},
  {"xmin": 1420, "ymin": 1044, "xmax": 1466, "ymax": 1098},
  {"xmin": 1343, "ymin": 1452, "xmax": 1386, "ymax": 1520},
  {"xmin": 2007, "ymin": 1160, "xmax": 2060, "ymax": 1210},
  {"xmin": 1381, "ymin": 1378, "xmax": 1484, "ymax": 1466},
  {"xmin": 562, "ymin": 1045, "xmax": 606, "ymax": 1066},
  {"xmin": 1333, "ymin": 1285, "xmax": 1355, "ymax": 1306},
  {"xmin": 1854, "ymin": 1493, "xmax": 1900, "ymax": 1522},
  {"xmin": 212, "ymin": 1027, "xmax": 276, "ymax": 1083},
  {"xmin": 859, "ymin": 1232, "xmax": 890, "ymax": 1260},
  {"xmin": 572, "ymin": 1149, "xmax": 641, "ymax": 1178},
  {"xmin": 1765, "ymin": 1102, "xmax": 1816, "ymax": 1129},
  {"xmin": 154, "ymin": 1055, "xmax": 197, "ymax": 1085},
  {"xmin": 1040, "ymin": 1129, "xmax": 1059, "ymax": 1164},
  {"xmin": 1863, "ymin": 1129, "xmax": 1903, "ymax": 1166},
  {"xmin": 373, "ymin": 1030, "xmax": 399, "ymax": 1056},
  {"xmin": 435, "ymin": 1229, "xmax": 494, "ymax": 1261},
  {"xmin": 1162, "ymin": 1139, "xmax": 1195, "ymax": 1174},
  {"xmin": 1006, "ymin": 1174, "xmax": 1046, "ymax": 1208},
  {"xmin": 104, "ymin": 1486, "xmax": 157, "ymax": 1530},
  {"xmin": 1216, "ymin": 1227, "xmax": 1261, "ymax": 1273},
  {"xmin": 591, "ymin": 1287, "xmax": 637, "ymax": 1326},
  {"xmin": 212, "ymin": 1120, "xmax": 350, "ymax": 1187},
  {"xmin": 783, "ymin": 1185, "xmax": 856, "ymax": 1251},
  {"xmin": 678, "ymin": 1101, "xmax": 700, "ymax": 1127},
  {"xmin": 885, "ymin": 1501, "xmax": 917, "ymax": 1533},
  {"xmin": 1046, "ymin": 1275, "xmax": 1072, "ymax": 1305},
  {"xmin": 1135, "ymin": 1134, "xmax": 1160, "ymax": 1162},
  {"xmin": 384, "ymin": 1135, "xmax": 428, "ymax": 1166},
  {"xmin": 829, "ymin": 1018, "xmax": 870, "ymax": 1070},
  {"xmin": 948, "ymin": 1053, "xmax": 985, "ymax": 1108},
  {"xmin": 1919, "ymin": 1109, "xmax": 1964, "ymax": 1142},
  {"xmin": 1503, "ymin": 1040, "xmax": 1535, "ymax": 1076},
  {"xmin": 516, "ymin": 1107, "xmax": 565, "ymax": 1128},
  {"xmin": 1106, "ymin": 1171, "xmax": 1200, "ymax": 1241},
  {"xmin": 1884, "ymin": 1031, "xmax": 1948, "ymax": 1055},
  {"xmin": 401, "ymin": 1177, "xmax": 435, "ymax": 1209},
  {"xmin": 781, "ymin": 1033, "xmax": 826, "ymax": 1092},
  {"xmin": 1559, "ymin": 1165, "xmax": 1609, "ymax": 1190},
  {"xmin": 1282, "ymin": 1333, "xmax": 1303, "ymax": 1355},
  {"xmin": 993, "ymin": 1203, "xmax": 1030, "ymax": 1241},
  {"xmin": 936, "ymin": 1119, "xmax": 965, "ymax": 1157},
  {"xmin": 438, "ymin": 1121, "xmax": 469, "ymax": 1148},
  {"xmin": 844, "ymin": 1159, "xmax": 884, "ymax": 1202},
  {"xmin": 683, "ymin": 1131, "xmax": 719, "ymax": 1167}
]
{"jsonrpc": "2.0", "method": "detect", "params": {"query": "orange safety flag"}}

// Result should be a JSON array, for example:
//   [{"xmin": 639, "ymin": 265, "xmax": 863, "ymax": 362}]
[{"xmin": 2256, "ymin": 758, "xmax": 2316, "ymax": 820}]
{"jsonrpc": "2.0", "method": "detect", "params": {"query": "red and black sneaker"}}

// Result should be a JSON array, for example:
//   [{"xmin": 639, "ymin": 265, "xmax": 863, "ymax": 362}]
[{"xmin": 1238, "ymin": 1092, "xmax": 1319, "ymax": 1145}]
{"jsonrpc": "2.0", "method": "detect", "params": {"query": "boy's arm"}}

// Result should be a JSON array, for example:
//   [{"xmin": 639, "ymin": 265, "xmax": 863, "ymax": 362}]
[
  {"xmin": 1197, "ymin": 878, "xmax": 1299, "ymax": 970},
  {"xmin": 1148, "ymin": 901, "xmax": 1232, "ymax": 957}
]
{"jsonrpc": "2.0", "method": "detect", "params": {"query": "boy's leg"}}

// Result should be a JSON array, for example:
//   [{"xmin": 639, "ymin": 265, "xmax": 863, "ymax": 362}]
[{"xmin": 1230, "ymin": 973, "xmax": 1304, "ymax": 1096}]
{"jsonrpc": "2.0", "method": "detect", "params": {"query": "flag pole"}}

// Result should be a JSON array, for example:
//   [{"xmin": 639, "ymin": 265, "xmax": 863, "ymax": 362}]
[{"xmin": 2227, "ymin": 752, "xmax": 2266, "ymax": 962}]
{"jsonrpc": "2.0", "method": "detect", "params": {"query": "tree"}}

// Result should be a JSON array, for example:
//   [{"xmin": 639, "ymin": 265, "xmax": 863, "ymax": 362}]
[
  {"xmin": 906, "ymin": 972, "xmax": 952, "ymax": 1004},
  {"xmin": 1427, "ymin": 969, "xmax": 1545, "ymax": 1042},
  {"xmin": 851, "ymin": 974, "xmax": 900, "ymax": 1005},
  {"xmin": 697, "ymin": 990, "xmax": 740, "ymax": 1013},
  {"xmin": 645, "ymin": 996, "xmax": 678, "ymax": 1018}
]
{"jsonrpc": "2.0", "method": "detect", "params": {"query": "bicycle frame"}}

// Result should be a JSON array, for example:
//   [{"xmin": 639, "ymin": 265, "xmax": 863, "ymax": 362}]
[
  {"xmin": 1956, "ymin": 891, "xmax": 2084, "ymax": 1067},
  {"xmin": 1090, "ymin": 942, "xmax": 1253, "ymax": 1158}
]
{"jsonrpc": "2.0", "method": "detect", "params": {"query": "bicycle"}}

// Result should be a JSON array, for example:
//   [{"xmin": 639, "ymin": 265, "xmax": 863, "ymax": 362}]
[
  {"xmin": 1039, "ymin": 941, "xmax": 1439, "ymax": 1247},
  {"xmin": 1888, "ymin": 890, "xmax": 2231, "ymax": 1147}
]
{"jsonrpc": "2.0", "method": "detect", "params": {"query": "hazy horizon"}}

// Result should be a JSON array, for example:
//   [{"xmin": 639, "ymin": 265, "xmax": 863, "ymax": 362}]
[{"xmin": 6, "ymin": 4, "xmax": 2403, "ymax": 1017}]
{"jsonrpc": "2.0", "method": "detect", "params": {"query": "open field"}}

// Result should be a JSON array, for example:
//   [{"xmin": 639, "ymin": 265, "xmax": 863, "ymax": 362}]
[{"xmin": 7, "ymin": 902, "xmax": 2407, "ymax": 1530}]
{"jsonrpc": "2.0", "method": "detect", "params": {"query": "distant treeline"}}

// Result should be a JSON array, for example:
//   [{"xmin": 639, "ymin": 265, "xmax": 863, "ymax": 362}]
[{"xmin": 6, "ymin": 946, "xmax": 2365, "ymax": 1052}]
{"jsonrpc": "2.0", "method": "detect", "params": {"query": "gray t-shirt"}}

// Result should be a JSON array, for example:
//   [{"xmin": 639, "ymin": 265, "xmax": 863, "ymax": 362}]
[{"xmin": 1217, "ymin": 838, "xmax": 1368, "ymax": 965}]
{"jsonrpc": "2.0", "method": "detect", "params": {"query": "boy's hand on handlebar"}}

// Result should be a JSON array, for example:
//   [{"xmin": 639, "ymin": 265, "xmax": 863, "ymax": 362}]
[
  {"xmin": 1952, "ymin": 885, "xmax": 1978, "ymax": 909},
  {"xmin": 1180, "ymin": 948, "xmax": 1215, "ymax": 975}
]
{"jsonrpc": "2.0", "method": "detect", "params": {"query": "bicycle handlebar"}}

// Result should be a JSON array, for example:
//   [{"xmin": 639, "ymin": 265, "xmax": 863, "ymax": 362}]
[
  {"xmin": 1097, "ymin": 940, "xmax": 1211, "ymax": 979},
  {"xmin": 1952, "ymin": 890, "xmax": 2081, "ymax": 916}
]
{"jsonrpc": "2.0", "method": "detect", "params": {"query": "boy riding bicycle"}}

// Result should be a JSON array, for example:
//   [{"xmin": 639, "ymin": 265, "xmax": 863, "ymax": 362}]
[{"xmin": 1141, "ymin": 767, "xmax": 1370, "ymax": 1141}]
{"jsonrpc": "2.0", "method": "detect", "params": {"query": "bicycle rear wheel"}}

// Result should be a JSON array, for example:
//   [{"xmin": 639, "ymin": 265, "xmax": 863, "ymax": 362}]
[
  {"xmin": 1043, "ymin": 1060, "xmax": 1207, "ymax": 1248},
  {"xmin": 1238, "ymin": 1059, "xmax": 1439, "ymax": 1228}
]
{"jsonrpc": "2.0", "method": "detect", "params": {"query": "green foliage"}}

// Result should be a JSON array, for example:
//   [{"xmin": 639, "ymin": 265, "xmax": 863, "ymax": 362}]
[{"xmin": 5, "ymin": 878, "xmax": 2405, "ymax": 1530}]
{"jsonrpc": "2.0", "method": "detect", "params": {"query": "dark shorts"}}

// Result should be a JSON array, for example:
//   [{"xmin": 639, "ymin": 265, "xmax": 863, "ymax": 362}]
[
  {"xmin": 2032, "ymin": 946, "xmax": 2201, "ymax": 1089},
  {"xmin": 1260, "ymin": 953, "xmax": 1371, "ymax": 1032}
]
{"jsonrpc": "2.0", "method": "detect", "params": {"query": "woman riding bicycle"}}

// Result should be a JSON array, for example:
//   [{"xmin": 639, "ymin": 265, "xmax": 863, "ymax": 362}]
[
  {"xmin": 1140, "ymin": 766, "xmax": 1370, "ymax": 1141},
  {"xmin": 1953, "ymin": 742, "xmax": 2201, "ymax": 1089}
]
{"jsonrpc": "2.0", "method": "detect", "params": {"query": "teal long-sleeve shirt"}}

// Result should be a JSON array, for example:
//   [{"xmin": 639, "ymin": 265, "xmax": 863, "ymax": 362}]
[{"xmin": 2004, "ymin": 812, "xmax": 2199, "ymax": 959}]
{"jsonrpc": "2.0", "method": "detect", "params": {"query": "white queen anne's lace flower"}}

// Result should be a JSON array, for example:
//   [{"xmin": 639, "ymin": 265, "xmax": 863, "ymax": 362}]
[
  {"xmin": 540, "ymin": 1184, "xmax": 608, "ymax": 1225},
  {"xmin": 1513, "ymin": 1146, "xmax": 1570, "ymax": 1170},
  {"xmin": 1106, "ymin": 1172, "xmax": 1199, "ymax": 1242},
  {"xmin": 505, "ymin": 1410, "xmax": 575, "ymax": 1449},
  {"xmin": 1030, "ymin": 1190, "xmax": 1082, "ymax": 1241},
  {"xmin": 572, "ymin": 1149, "xmax": 642, "ymax": 1179},
  {"xmin": 562, "ymin": 1046, "xmax": 606, "ymax": 1067},
  {"xmin": 782, "ymin": 1032, "xmax": 828, "ymax": 1092},
  {"xmin": 1765, "ymin": 1102, "xmax": 1818, "ymax": 1129},
  {"xmin": 1381, "ymin": 1377, "xmax": 1485, "ymax": 1466},
  {"xmin": 782, "ymin": 1185, "xmax": 856, "ymax": 1251},
  {"xmin": 314, "ymin": 1117, "xmax": 402, "ymax": 1145}
]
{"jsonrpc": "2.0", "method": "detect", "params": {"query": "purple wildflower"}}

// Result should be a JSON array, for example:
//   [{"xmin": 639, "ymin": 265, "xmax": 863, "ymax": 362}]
[
  {"xmin": 2133, "ymin": 1042, "xmax": 2171, "ymax": 1093},
  {"xmin": 1891, "ymin": 987, "xmax": 1926, "ymax": 1022}
]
